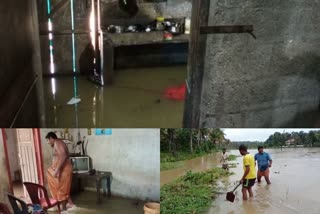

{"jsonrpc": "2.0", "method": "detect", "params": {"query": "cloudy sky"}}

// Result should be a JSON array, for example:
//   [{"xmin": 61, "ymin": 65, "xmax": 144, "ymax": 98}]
[{"xmin": 223, "ymin": 129, "xmax": 320, "ymax": 142}]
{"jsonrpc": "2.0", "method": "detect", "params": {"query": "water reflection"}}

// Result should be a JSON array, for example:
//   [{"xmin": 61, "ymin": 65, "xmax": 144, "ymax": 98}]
[{"xmin": 43, "ymin": 66, "xmax": 186, "ymax": 127}]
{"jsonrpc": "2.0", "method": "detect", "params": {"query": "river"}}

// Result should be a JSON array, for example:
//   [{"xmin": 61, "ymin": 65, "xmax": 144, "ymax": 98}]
[{"xmin": 160, "ymin": 147, "xmax": 320, "ymax": 214}]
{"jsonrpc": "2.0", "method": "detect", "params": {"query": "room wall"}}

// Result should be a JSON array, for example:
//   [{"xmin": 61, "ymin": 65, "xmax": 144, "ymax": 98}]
[
  {"xmin": 39, "ymin": 129, "xmax": 160, "ymax": 202},
  {"xmin": 79, "ymin": 128, "xmax": 160, "ymax": 201},
  {"xmin": 197, "ymin": 0, "xmax": 320, "ymax": 127},
  {"xmin": 0, "ymin": 0, "xmax": 45, "ymax": 127}
]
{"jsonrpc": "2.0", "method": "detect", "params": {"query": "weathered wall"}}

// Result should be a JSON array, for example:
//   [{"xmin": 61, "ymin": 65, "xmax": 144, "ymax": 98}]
[
  {"xmin": 198, "ymin": 0, "xmax": 320, "ymax": 127},
  {"xmin": 38, "ymin": 0, "xmax": 192, "ymax": 74},
  {"xmin": 78, "ymin": 128, "xmax": 160, "ymax": 201},
  {"xmin": 5, "ymin": 130, "xmax": 20, "ymax": 181},
  {"xmin": 0, "ymin": 0, "xmax": 45, "ymax": 127},
  {"xmin": 0, "ymin": 131, "xmax": 11, "ymax": 208},
  {"xmin": 39, "ymin": 129, "xmax": 160, "ymax": 202}
]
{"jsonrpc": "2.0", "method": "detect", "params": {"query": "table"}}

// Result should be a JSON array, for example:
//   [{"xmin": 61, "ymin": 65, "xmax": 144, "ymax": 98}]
[{"xmin": 72, "ymin": 171, "xmax": 112, "ymax": 204}]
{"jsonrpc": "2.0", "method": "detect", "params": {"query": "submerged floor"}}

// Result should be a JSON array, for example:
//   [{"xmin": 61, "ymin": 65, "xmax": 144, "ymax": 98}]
[
  {"xmin": 43, "ymin": 66, "xmax": 185, "ymax": 127},
  {"xmin": 61, "ymin": 191, "xmax": 145, "ymax": 214}
]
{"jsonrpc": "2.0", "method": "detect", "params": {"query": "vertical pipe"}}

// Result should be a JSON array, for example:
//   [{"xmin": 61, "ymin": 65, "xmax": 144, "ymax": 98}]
[
  {"xmin": 97, "ymin": 0, "xmax": 104, "ymax": 85},
  {"xmin": 69, "ymin": 0, "xmax": 79, "ymax": 127},
  {"xmin": 70, "ymin": 0, "xmax": 77, "ymax": 73}
]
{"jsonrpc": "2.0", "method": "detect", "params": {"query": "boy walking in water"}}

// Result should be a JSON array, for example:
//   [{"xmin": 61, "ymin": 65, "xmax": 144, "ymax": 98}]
[
  {"xmin": 239, "ymin": 144, "xmax": 256, "ymax": 200},
  {"xmin": 255, "ymin": 146, "xmax": 272, "ymax": 184},
  {"xmin": 220, "ymin": 148, "xmax": 229, "ymax": 171}
]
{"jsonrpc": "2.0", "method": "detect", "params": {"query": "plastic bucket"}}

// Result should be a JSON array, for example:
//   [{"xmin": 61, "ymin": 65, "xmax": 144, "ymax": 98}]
[{"xmin": 144, "ymin": 202, "xmax": 160, "ymax": 214}]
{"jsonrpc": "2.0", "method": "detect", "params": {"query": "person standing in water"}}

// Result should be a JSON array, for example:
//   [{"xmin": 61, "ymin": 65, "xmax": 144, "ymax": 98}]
[
  {"xmin": 46, "ymin": 132, "xmax": 76, "ymax": 212},
  {"xmin": 254, "ymin": 146, "xmax": 272, "ymax": 184},
  {"xmin": 220, "ymin": 148, "xmax": 229, "ymax": 171},
  {"xmin": 239, "ymin": 144, "xmax": 256, "ymax": 200}
]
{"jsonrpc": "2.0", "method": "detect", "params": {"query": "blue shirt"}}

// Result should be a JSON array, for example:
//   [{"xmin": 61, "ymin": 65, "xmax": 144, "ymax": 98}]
[{"xmin": 254, "ymin": 152, "xmax": 271, "ymax": 169}]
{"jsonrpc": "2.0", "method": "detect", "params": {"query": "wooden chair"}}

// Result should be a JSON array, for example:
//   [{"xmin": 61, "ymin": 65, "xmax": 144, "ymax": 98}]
[{"xmin": 23, "ymin": 182, "xmax": 60, "ymax": 214}]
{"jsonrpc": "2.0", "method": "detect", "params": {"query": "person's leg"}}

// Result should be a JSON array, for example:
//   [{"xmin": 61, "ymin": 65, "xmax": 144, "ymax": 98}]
[
  {"xmin": 248, "ymin": 187, "xmax": 253, "ymax": 197},
  {"xmin": 257, "ymin": 170, "xmax": 261, "ymax": 182},
  {"xmin": 47, "ymin": 170, "xmax": 58, "ymax": 199},
  {"xmin": 264, "ymin": 168, "xmax": 271, "ymax": 184},
  {"xmin": 242, "ymin": 187, "xmax": 248, "ymax": 200}
]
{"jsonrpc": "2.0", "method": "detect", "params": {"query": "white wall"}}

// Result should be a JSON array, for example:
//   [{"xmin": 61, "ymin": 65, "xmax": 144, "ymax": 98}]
[
  {"xmin": 79, "ymin": 128, "xmax": 160, "ymax": 201},
  {"xmin": 40, "ymin": 129, "xmax": 160, "ymax": 202}
]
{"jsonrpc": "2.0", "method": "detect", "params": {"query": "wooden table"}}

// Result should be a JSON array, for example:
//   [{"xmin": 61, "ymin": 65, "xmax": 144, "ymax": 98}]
[
  {"xmin": 72, "ymin": 171, "xmax": 112, "ymax": 204},
  {"xmin": 102, "ymin": 31, "xmax": 190, "ymax": 85}
]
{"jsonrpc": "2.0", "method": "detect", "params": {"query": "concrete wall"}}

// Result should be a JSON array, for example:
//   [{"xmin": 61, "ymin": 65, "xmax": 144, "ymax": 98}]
[
  {"xmin": 38, "ymin": 0, "xmax": 192, "ymax": 74},
  {"xmin": 198, "ymin": 0, "xmax": 320, "ymax": 127},
  {"xmin": 0, "ymin": 0, "xmax": 45, "ymax": 127},
  {"xmin": 39, "ymin": 129, "xmax": 160, "ymax": 202},
  {"xmin": 0, "ymin": 131, "xmax": 11, "ymax": 208}
]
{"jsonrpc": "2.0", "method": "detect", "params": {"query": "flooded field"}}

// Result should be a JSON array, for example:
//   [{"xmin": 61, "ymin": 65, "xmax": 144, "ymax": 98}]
[
  {"xmin": 43, "ymin": 66, "xmax": 186, "ymax": 127},
  {"xmin": 161, "ymin": 148, "xmax": 320, "ymax": 214}
]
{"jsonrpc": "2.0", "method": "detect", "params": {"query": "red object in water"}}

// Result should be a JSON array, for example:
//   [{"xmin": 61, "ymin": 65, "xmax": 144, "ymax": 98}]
[{"xmin": 164, "ymin": 83, "xmax": 186, "ymax": 101}]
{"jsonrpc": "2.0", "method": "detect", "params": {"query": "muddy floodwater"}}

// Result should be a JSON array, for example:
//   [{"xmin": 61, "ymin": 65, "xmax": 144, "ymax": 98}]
[
  {"xmin": 161, "ymin": 148, "xmax": 320, "ymax": 214},
  {"xmin": 43, "ymin": 66, "xmax": 185, "ymax": 127}
]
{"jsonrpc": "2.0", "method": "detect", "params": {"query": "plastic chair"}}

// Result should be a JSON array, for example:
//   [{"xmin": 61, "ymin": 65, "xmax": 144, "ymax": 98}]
[
  {"xmin": 0, "ymin": 202, "xmax": 11, "ymax": 214},
  {"xmin": 7, "ymin": 193, "xmax": 28, "ymax": 214},
  {"xmin": 23, "ymin": 182, "xmax": 60, "ymax": 213}
]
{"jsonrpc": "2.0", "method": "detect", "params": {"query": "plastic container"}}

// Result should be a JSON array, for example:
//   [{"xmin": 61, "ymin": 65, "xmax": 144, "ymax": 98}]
[
  {"xmin": 156, "ymin": 16, "xmax": 165, "ymax": 31},
  {"xmin": 163, "ymin": 32, "xmax": 173, "ymax": 41},
  {"xmin": 144, "ymin": 202, "xmax": 160, "ymax": 214},
  {"xmin": 184, "ymin": 18, "xmax": 191, "ymax": 34}
]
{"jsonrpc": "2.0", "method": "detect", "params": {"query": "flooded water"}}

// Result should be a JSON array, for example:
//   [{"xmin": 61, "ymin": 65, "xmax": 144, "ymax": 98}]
[
  {"xmin": 161, "ymin": 148, "xmax": 320, "ymax": 214},
  {"xmin": 43, "ymin": 66, "xmax": 185, "ymax": 127},
  {"xmin": 69, "ymin": 191, "xmax": 145, "ymax": 214},
  {"xmin": 160, "ymin": 153, "xmax": 221, "ymax": 186}
]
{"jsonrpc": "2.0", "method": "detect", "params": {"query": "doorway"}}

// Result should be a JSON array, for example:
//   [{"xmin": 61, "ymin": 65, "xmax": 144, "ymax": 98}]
[{"xmin": 2, "ymin": 129, "xmax": 44, "ymax": 200}]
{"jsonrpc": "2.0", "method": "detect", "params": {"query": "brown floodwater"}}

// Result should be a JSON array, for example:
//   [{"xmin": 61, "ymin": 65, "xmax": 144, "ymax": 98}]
[
  {"xmin": 160, "ymin": 152, "xmax": 221, "ymax": 186},
  {"xmin": 43, "ymin": 66, "xmax": 186, "ymax": 127},
  {"xmin": 68, "ymin": 190, "xmax": 145, "ymax": 214},
  {"xmin": 161, "ymin": 148, "xmax": 320, "ymax": 214}
]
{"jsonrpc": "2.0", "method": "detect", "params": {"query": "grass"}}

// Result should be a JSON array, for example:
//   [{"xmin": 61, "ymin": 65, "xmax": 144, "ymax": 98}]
[
  {"xmin": 228, "ymin": 154, "xmax": 238, "ymax": 161},
  {"xmin": 161, "ymin": 168, "xmax": 233, "ymax": 214},
  {"xmin": 161, "ymin": 161, "xmax": 185, "ymax": 171},
  {"xmin": 161, "ymin": 150, "xmax": 217, "ymax": 163}
]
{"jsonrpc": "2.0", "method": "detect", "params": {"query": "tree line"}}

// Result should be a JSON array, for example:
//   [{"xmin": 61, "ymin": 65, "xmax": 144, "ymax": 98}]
[
  {"xmin": 161, "ymin": 128, "xmax": 228, "ymax": 155},
  {"xmin": 264, "ymin": 130, "xmax": 320, "ymax": 147}
]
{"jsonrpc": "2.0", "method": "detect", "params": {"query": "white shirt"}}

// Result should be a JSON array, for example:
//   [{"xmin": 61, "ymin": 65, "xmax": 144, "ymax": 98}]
[{"xmin": 221, "ymin": 153, "xmax": 229, "ymax": 164}]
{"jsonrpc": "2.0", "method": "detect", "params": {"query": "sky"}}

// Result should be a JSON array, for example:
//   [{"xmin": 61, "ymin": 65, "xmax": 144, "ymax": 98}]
[{"xmin": 223, "ymin": 129, "xmax": 320, "ymax": 142}]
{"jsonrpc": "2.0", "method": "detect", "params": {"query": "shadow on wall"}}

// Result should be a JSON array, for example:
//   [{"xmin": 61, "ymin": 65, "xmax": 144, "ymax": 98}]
[
  {"xmin": 267, "ymin": 52, "xmax": 320, "ymax": 127},
  {"xmin": 276, "ymin": 52, "xmax": 320, "ymax": 127},
  {"xmin": 101, "ymin": 1, "xmax": 158, "ymax": 26}
]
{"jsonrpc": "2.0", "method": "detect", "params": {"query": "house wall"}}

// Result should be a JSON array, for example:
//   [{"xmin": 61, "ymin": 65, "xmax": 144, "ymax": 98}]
[{"xmin": 188, "ymin": 0, "xmax": 320, "ymax": 127}]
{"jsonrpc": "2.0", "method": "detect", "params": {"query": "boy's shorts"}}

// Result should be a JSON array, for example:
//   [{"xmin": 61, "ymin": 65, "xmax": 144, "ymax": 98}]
[
  {"xmin": 222, "ymin": 164, "xmax": 228, "ymax": 169},
  {"xmin": 243, "ymin": 178, "xmax": 255, "ymax": 188}
]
